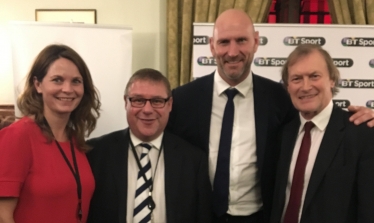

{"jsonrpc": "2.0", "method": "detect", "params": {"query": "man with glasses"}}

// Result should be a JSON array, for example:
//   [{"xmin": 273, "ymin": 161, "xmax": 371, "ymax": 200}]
[{"xmin": 86, "ymin": 68, "xmax": 211, "ymax": 223}]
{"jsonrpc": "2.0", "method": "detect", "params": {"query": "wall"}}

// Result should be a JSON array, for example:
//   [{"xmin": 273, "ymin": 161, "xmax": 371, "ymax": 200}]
[{"xmin": 0, "ymin": 0, "xmax": 166, "ymax": 104}]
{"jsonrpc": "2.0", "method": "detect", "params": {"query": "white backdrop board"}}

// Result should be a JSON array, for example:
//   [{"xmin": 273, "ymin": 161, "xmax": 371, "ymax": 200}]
[
  {"xmin": 9, "ymin": 22, "xmax": 132, "ymax": 138},
  {"xmin": 193, "ymin": 23, "xmax": 374, "ymax": 109}
]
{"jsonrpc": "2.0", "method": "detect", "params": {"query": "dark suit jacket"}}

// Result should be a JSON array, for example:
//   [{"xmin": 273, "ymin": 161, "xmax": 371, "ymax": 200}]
[
  {"xmin": 86, "ymin": 129, "xmax": 212, "ymax": 223},
  {"xmin": 167, "ymin": 72, "xmax": 297, "ymax": 222},
  {"xmin": 271, "ymin": 106, "xmax": 374, "ymax": 223}
]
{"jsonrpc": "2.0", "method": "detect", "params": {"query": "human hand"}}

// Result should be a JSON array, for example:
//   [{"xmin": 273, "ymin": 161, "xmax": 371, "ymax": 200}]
[{"xmin": 348, "ymin": 105, "xmax": 374, "ymax": 127}]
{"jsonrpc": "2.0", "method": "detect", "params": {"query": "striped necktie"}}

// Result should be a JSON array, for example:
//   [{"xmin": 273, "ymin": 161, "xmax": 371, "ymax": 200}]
[{"xmin": 133, "ymin": 143, "xmax": 152, "ymax": 223}]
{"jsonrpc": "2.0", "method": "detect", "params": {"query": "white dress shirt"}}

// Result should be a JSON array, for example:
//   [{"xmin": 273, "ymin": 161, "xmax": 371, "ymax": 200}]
[
  {"xmin": 209, "ymin": 70, "xmax": 262, "ymax": 215},
  {"xmin": 127, "ymin": 131, "xmax": 166, "ymax": 223},
  {"xmin": 282, "ymin": 101, "xmax": 333, "ymax": 222}
]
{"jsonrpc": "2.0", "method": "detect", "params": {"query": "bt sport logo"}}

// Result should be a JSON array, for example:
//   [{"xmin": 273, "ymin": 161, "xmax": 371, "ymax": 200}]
[
  {"xmin": 197, "ymin": 56, "xmax": 216, "ymax": 66},
  {"xmin": 259, "ymin": 37, "xmax": 268, "ymax": 45},
  {"xmin": 254, "ymin": 57, "xmax": 287, "ymax": 67},
  {"xmin": 193, "ymin": 36, "xmax": 209, "ymax": 45},
  {"xmin": 341, "ymin": 37, "xmax": 374, "ymax": 47},
  {"xmin": 332, "ymin": 59, "xmax": 354, "ymax": 68},
  {"xmin": 369, "ymin": 59, "xmax": 374, "ymax": 68},
  {"xmin": 333, "ymin": 100, "xmax": 350, "ymax": 109},
  {"xmin": 366, "ymin": 100, "xmax": 374, "ymax": 108},
  {"xmin": 339, "ymin": 79, "xmax": 374, "ymax": 88},
  {"xmin": 283, "ymin": 37, "xmax": 326, "ymax": 46}
]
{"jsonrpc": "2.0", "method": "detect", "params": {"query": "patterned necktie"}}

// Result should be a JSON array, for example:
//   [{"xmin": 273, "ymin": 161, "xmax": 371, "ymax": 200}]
[
  {"xmin": 213, "ymin": 88, "xmax": 239, "ymax": 217},
  {"xmin": 283, "ymin": 121, "xmax": 315, "ymax": 223},
  {"xmin": 133, "ymin": 143, "xmax": 152, "ymax": 223}
]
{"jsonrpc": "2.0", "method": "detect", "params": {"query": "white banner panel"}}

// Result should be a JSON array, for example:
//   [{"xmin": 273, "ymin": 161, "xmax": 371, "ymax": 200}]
[
  {"xmin": 0, "ymin": 25, "xmax": 14, "ymax": 104},
  {"xmin": 9, "ymin": 22, "xmax": 132, "ymax": 138},
  {"xmin": 193, "ymin": 23, "xmax": 374, "ymax": 109}
]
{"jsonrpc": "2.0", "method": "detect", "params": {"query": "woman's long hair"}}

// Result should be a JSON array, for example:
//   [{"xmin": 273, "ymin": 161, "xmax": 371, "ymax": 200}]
[{"xmin": 17, "ymin": 44, "xmax": 101, "ymax": 152}]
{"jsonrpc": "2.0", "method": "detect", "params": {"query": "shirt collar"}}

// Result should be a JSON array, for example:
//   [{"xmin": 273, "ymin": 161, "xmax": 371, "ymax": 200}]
[
  {"xmin": 213, "ymin": 69, "xmax": 253, "ymax": 97},
  {"xmin": 298, "ymin": 100, "xmax": 333, "ymax": 133},
  {"xmin": 129, "ymin": 130, "xmax": 163, "ymax": 150}
]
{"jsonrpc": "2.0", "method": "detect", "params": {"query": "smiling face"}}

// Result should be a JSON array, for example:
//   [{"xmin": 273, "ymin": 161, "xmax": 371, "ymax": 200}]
[
  {"xmin": 34, "ymin": 57, "xmax": 84, "ymax": 119},
  {"xmin": 125, "ymin": 80, "xmax": 172, "ymax": 142},
  {"xmin": 210, "ymin": 9, "xmax": 259, "ymax": 86},
  {"xmin": 287, "ymin": 50, "xmax": 334, "ymax": 120}
]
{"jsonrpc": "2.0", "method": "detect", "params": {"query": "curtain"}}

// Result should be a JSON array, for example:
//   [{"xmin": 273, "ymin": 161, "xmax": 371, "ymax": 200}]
[
  {"xmin": 328, "ymin": 0, "xmax": 374, "ymax": 24},
  {"xmin": 167, "ymin": 0, "xmax": 273, "ymax": 88}
]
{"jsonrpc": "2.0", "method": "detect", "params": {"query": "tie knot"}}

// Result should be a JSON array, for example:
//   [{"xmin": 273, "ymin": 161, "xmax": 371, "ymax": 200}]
[
  {"xmin": 225, "ymin": 88, "xmax": 238, "ymax": 100},
  {"xmin": 304, "ymin": 121, "xmax": 315, "ymax": 133},
  {"xmin": 139, "ymin": 143, "xmax": 152, "ymax": 152}
]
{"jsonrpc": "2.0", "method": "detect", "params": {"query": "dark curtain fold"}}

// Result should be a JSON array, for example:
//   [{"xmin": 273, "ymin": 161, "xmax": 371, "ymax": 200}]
[{"xmin": 328, "ymin": 0, "xmax": 374, "ymax": 24}]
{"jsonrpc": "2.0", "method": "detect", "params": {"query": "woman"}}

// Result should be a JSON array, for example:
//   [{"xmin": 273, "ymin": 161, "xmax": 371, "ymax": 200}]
[{"xmin": 0, "ymin": 44, "xmax": 101, "ymax": 223}]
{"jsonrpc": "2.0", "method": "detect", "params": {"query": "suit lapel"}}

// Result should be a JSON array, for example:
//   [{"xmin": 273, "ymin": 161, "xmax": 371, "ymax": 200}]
[
  {"xmin": 276, "ymin": 118, "xmax": 300, "ymax": 218},
  {"xmin": 163, "ymin": 132, "xmax": 182, "ymax": 222},
  {"xmin": 198, "ymin": 73, "xmax": 214, "ymax": 153},
  {"xmin": 252, "ymin": 74, "xmax": 270, "ymax": 175},
  {"xmin": 302, "ymin": 106, "xmax": 345, "ymax": 212},
  {"xmin": 113, "ymin": 129, "xmax": 129, "ymax": 222}
]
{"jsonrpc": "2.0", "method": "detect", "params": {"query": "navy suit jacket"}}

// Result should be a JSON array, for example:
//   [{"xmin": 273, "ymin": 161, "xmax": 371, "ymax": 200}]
[
  {"xmin": 167, "ymin": 72, "xmax": 297, "ymax": 222},
  {"xmin": 86, "ymin": 129, "xmax": 212, "ymax": 223},
  {"xmin": 271, "ymin": 106, "xmax": 374, "ymax": 223}
]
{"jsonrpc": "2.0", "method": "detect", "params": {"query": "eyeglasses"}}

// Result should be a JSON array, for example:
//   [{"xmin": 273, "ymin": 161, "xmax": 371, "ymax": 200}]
[{"xmin": 128, "ymin": 97, "xmax": 170, "ymax": 108}]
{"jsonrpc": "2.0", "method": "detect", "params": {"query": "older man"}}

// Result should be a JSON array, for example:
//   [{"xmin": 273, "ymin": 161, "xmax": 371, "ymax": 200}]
[
  {"xmin": 271, "ymin": 44, "xmax": 374, "ymax": 223},
  {"xmin": 87, "ymin": 68, "xmax": 211, "ymax": 223},
  {"xmin": 167, "ymin": 9, "xmax": 374, "ymax": 223}
]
